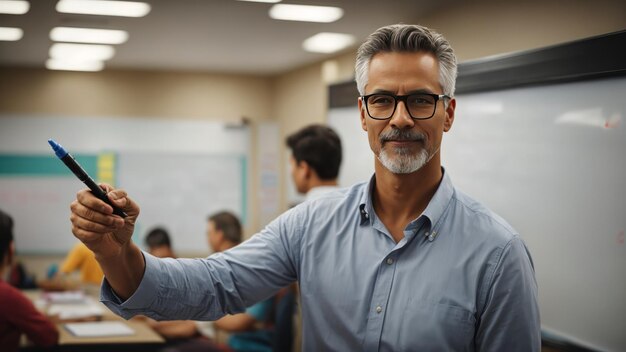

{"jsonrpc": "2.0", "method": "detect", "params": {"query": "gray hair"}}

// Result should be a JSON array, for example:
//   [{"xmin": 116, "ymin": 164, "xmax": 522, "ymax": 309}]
[{"xmin": 355, "ymin": 24, "xmax": 457, "ymax": 97}]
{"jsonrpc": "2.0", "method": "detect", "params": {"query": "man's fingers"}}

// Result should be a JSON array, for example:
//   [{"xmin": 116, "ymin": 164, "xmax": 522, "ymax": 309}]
[
  {"xmin": 107, "ymin": 189, "xmax": 139, "ymax": 217},
  {"xmin": 71, "ymin": 223, "xmax": 107, "ymax": 243},
  {"xmin": 70, "ymin": 200, "xmax": 124, "ymax": 228},
  {"xmin": 70, "ymin": 210, "xmax": 120, "ymax": 233},
  {"xmin": 76, "ymin": 188, "xmax": 113, "ymax": 214}
]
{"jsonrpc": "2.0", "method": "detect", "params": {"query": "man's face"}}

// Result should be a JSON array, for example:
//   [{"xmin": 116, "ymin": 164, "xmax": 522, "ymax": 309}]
[
  {"xmin": 289, "ymin": 155, "xmax": 308, "ymax": 194},
  {"xmin": 358, "ymin": 51, "xmax": 455, "ymax": 174},
  {"xmin": 149, "ymin": 245, "xmax": 172, "ymax": 259},
  {"xmin": 207, "ymin": 220, "xmax": 220, "ymax": 252}
]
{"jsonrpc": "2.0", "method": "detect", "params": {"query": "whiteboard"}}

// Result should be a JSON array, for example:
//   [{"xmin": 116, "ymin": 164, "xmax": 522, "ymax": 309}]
[
  {"xmin": 0, "ymin": 115, "xmax": 250, "ymax": 254},
  {"xmin": 328, "ymin": 107, "xmax": 373, "ymax": 188},
  {"xmin": 444, "ymin": 76, "xmax": 626, "ymax": 352},
  {"xmin": 328, "ymin": 76, "xmax": 626, "ymax": 351},
  {"xmin": 119, "ymin": 153, "xmax": 246, "ymax": 253}
]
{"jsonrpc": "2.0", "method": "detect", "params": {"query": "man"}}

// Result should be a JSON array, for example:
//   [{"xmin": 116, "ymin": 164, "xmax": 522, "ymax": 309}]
[
  {"xmin": 145, "ymin": 227, "xmax": 176, "ymax": 259},
  {"xmin": 286, "ymin": 124, "xmax": 342, "ymax": 201},
  {"xmin": 69, "ymin": 24, "xmax": 540, "ymax": 351},
  {"xmin": 286, "ymin": 124, "xmax": 343, "ymax": 348},
  {"xmin": 0, "ymin": 209, "xmax": 58, "ymax": 351}
]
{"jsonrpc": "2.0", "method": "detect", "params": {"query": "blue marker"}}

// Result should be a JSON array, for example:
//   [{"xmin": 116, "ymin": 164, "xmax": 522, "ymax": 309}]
[{"xmin": 48, "ymin": 139, "xmax": 127, "ymax": 218}]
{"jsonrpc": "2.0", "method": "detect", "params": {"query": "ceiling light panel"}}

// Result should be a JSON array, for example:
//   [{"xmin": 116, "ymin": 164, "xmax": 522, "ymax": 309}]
[
  {"xmin": 0, "ymin": 0, "xmax": 29, "ymax": 14},
  {"xmin": 302, "ymin": 32, "xmax": 356, "ymax": 54},
  {"xmin": 49, "ymin": 43, "xmax": 116, "ymax": 62},
  {"xmin": 0, "ymin": 27, "xmax": 23, "ymax": 41},
  {"xmin": 46, "ymin": 59, "xmax": 104, "ymax": 72},
  {"xmin": 50, "ymin": 27, "xmax": 129, "ymax": 44},
  {"xmin": 269, "ymin": 4, "xmax": 343, "ymax": 23},
  {"xmin": 237, "ymin": 0, "xmax": 281, "ymax": 3},
  {"xmin": 56, "ymin": 0, "xmax": 151, "ymax": 17}
]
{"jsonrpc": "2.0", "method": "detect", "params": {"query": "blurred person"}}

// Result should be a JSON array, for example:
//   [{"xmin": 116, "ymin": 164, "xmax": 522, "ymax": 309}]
[
  {"xmin": 286, "ymin": 124, "xmax": 342, "ymax": 201},
  {"xmin": 0, "ymin": 209, "xmax": 58, "ymax": 351},
  {"xmin": 38, "ymin": 241, "xmax": 103, "ymax": 291},
  {"xmin": 145, "ymin": 227, "xmax": 176, "ymax": 259},
  {"xmin": 286, "ymin": 124, "xmax": 344, "ymax": 349}
]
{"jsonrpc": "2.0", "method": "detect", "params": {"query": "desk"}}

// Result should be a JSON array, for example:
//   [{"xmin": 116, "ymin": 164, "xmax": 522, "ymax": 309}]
[{"xmin": 21, "ymin": 289, "xmax": 164, "ymax": 351}]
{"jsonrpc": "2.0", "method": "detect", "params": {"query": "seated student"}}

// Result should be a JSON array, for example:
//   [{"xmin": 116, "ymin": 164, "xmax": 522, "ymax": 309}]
[
  {"xmin": 0, "ymin": 209, "xmax": 58, "ymax": 351},
  {"xmin": 38, "ymin": 241, "xmax": 104, "ymax": 291},
  {"xmin": 148, "ymin": 212, "xmax": 277, "ymax": 352},
  {"xmin": 207, "ymin": 212, "xmax": 274, "ymax": 351},
  {"xmin": 145, "ymin": 227, "xmax": 176, "ymax": 259}
]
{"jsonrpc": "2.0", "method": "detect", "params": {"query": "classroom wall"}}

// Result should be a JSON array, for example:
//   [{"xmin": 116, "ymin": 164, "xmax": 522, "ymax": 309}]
[
  {"xmin": 271, "ymin": 0, "xmax": 626, "ymax": 209},
  {"xmin": 0, "ymin": 68, "xmax": 273, "ymax": 270},
  {"xmin": 418, "ymin": 0, "xmax": 626, "ymax": 63}
]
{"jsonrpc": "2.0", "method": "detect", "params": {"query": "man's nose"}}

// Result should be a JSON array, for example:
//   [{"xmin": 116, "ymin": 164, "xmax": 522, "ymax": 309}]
[{"xmin": 389, "ymin": 101, "xmax": 415, "ymax": 129}]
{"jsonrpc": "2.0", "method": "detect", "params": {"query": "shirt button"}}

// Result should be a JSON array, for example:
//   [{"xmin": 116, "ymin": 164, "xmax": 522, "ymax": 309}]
[
  {"xmin": 376, "ymin": 306, "xmax": 382, "ymax": 313},
  {"xmin": 386, "ymin": 258, "xmax": 394, "ymax": 265}
]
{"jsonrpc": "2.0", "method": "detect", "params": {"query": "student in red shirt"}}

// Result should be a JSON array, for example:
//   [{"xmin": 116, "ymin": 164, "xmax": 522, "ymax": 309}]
[{"xmin": 0, "ymin": 209, "xmax": 58, "ymax": 351}]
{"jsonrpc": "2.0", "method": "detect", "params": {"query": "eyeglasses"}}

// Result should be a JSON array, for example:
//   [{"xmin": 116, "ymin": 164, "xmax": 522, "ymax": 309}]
[{"xmin": 361, "ymin": 93, "xmax": 450, "ymax": 120}]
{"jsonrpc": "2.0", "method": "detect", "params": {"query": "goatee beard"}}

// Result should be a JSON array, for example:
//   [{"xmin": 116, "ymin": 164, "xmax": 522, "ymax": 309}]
[{"xmin": 377, "ymin": 129, "xmax": 434, "ymax": 174}]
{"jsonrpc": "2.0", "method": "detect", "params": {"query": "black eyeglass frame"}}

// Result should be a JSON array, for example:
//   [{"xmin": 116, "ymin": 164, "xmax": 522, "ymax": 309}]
[{"xmin": 361, "ymin": 93, "xmax": 451, "ymax": 120}]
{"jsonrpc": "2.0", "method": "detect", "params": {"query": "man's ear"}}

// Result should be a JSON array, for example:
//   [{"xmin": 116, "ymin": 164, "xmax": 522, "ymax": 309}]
[
  {"xmin": 443, "ymin": 98, "xmax": 456, "ymax": 132},
  {"xmin": 299, "ymin": 160, "xmax": 313, "ymax": 179},
  {"xmin": 6, "ymin": 241, "xmax": 15, "ymax": 266},
  {"xmin": 358, "ymin": 97, "xmax": 368, "ymax": 132}
]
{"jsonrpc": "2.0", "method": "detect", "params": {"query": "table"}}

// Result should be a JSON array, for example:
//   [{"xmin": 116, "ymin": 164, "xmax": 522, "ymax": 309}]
[{"xmin": 21, "ymin": 289, "xmax": 164, "ymax": 351}]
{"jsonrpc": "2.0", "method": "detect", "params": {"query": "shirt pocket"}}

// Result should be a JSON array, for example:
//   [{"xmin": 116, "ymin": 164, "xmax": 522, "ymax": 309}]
[{"xmin": 396, "ymin": 300, "xmax": 476, "ymax": 351}]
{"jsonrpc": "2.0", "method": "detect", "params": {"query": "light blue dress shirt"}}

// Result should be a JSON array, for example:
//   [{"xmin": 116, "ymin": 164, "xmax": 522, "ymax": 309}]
[{"xmin": 101, "ymin": 170, "xmax": 540, "ymax": 351}]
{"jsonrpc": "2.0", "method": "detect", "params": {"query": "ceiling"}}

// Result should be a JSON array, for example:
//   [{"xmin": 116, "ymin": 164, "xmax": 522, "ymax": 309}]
[{"xmin": 0, "ymin": 0, "xmax": 455, "ymax": 76}]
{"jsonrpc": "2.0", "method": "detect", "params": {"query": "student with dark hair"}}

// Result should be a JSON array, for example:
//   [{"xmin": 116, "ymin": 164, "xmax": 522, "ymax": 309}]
[
  {"xmin": 145, "ymin": 227, "xmax": 176, "ymax": 259},
  {"xmin": 205, "ymin": 211, "xmax": 275, "ymax": 352},
  {"xmin": 286, "ymin": 124, "xmax": 342, "ymax": 200},
  {"xmin": 206, "ymin": 211, "xmax": 242, "ymax": 252},
  {"xmin": 0, "ymin": 209, "xmax": 58, "ymax": 351}
]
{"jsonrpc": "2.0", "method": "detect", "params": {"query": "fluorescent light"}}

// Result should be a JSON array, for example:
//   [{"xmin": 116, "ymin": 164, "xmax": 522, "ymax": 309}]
[
  {"xmin": 49, "ymin": 43, "xmax": 115, "ymax": 62},
  {"xmin": 0, "ymin": 27, "xmax": 23, "ymax": 41},
  {"xmin": 0, "ymin": 0, "xmax": 29, "ymax": 14},
  {"xmin": 50, "ymin": 27, "xmax": 129, "ymax": 44},
  {"xmin": 237, "ymin": 0, "xmax": 281, "ymax": 3},
  {"xmin": 46, "ymin": 59, "xmax": 104, "ymax": 72},
  {"xmin": 303, "ymin": 32, "xmax": 355, "ymax": 54},
  {"xmin": 269, "ymin": 4, "xmax": 343, "ymax": 23},
  {"xmin": 56, "ymin": 0, "xmax": 151, "ymax": 17}
]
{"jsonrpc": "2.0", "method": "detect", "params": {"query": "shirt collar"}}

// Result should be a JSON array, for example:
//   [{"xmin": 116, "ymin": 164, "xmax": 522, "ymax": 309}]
[
  {"xmin": 358, "ymin": 168, "xmax": 455, "ymax": 240},
  {"xmin": 358, "ymin": 174, "xmax": 376, "ymax": 225},
  {"xmin": 306, "ymin": 185, "xmax": 341, "ymax": 202},
  {"xmin": 421, "ymin": 168, "xmax": 455, "ymax": 241}
]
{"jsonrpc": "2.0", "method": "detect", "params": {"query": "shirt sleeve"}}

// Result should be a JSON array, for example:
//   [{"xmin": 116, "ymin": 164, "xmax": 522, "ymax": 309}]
[
  {"xmin": 475, "ymin": 236, "xmax": 541, "ymax": 351},
  {"xmin": 101, "ymin": 210, "xmax": 301, "ymax": 322},
  {"xmin": 4, "ymin": 286, "xmax": 58, "ymax": 347}
]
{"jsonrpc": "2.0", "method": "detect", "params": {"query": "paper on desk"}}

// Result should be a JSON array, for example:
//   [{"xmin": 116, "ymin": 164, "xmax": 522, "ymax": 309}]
[
  {"xmin": 64, "ymin": 321, "xmax": 135, "ymax": 337},
  {"xmin": 48, "ymin": 302, "xmax": 104, "ymax": 320},
  {"xmin": 43, "ymin": 291, "xmax": 86, "ymax": 304}
]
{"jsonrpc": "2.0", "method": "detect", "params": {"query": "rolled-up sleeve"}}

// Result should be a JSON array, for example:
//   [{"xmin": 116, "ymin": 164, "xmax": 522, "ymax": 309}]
[
  {"xmin": 100, "ymin": 252, "xmax": 164, "ymax": 319},
  {"xmin": 100, "ymin": 211, "xmax": 301, "ymax": 321}
]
